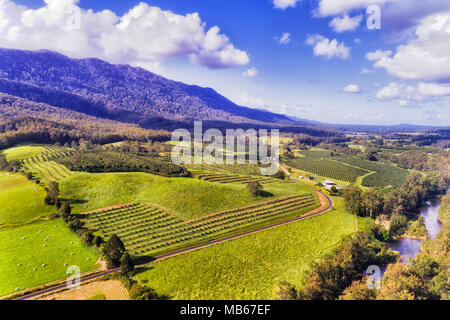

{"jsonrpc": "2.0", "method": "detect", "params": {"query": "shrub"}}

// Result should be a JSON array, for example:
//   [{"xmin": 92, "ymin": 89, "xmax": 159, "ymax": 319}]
[
  {"xmin": 93, "ymin": 235, "xmax": 104, "ymax": 247},
  {"xmin": 68, "ymin": 217, "xmax": 83, "ymax": 232},
  {"xmin": 273, "ymin": 281, "xmax": 296, "ymax": 300},
  {"xmin": 59, "ymin": 202, "xmax": 72, "ymax": 217},
  {"xmin": 81, "ymin": 231, "xmax": 94, "ymax": 246},
  {"xmin": 48, "ymin": 213, "xmax": 60, "ymax": 220},
  {"xmin": 247, "ymin": 181, "xmax": 263, "ymax": 196},
  {"xmin": 128, "ymin": 283, "xmax": 156, "ymax": 300},
  {"xmin": 120, "ymin": 252, "xmax": 135, "ymax": 274},
  {"xmin": 390, "ymin": 214, "xmax": 408, "ymax": 236}
]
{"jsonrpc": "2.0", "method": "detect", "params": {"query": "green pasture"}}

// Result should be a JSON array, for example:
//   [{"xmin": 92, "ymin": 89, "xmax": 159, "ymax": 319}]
[
  {"xmin": 0, "ymin": 173, "xmax": 54, "ymax": 225},
  {"xmin": 1, "ymin": 145, "xmax": 46, "ymax": 161},
  {"xmin": 0, "ymin": 219, "xmax": 99, "ymax": 297}
]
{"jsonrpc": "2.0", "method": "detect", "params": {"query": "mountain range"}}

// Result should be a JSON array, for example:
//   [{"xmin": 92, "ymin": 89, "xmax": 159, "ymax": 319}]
[
  {"xmin": 0, "ymin": 48, "xmax": 301, "ymax": 129},
  {"xmin": 0, "ymin": 48, "xmax": 446, "ymax": 137}
]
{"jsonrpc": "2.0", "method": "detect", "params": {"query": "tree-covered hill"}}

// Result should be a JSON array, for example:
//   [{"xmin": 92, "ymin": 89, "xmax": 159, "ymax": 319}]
[{"xmin": 0, "ymin": 48, "xmax": 293, "ymax": 126}]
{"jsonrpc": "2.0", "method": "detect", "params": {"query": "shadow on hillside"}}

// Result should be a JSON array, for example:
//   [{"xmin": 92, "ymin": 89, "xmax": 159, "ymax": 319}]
[
  {"xmin": 259, "ymin": 190, "xmax": 273, "ymax": 198},
  {"xmin": 60, "ymin": 198, "xmax": 88, "ymax": 205}
]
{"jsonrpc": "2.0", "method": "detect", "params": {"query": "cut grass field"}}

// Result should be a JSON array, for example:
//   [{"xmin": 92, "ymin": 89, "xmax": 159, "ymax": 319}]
[
  {"xmin": 0, "ymin": 173, "xmax": 54, "ymax": 225},
  {"xmin": 60, "ymin": 172, "xmax": 314, "ymax": 219},
  {"xmin": 1, "ymin": 145, "xmax": 47, "ymax": 161},
  {"xmin": 135, "ymin": 198, "xmax": 373, "ymax": 300},
  {"xmin": 0, "ymin": 219, "xmax": 99, "ymax": 297},
  {"xmin": 25, "ymin": 160, "xmax": 73, "ymax": 184}
]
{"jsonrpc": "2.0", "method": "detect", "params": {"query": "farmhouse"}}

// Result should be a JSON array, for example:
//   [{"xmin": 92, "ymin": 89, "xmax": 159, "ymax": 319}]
[{"xmin": 322, "ymin": 180, "xmax": 339, "ymax": 191}]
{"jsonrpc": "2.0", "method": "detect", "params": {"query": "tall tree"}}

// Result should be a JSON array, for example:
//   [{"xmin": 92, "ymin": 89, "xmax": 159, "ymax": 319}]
[
  {"xmin": 343, "ymin": 185, "xmax": 364, "ymax": 216},
  {"xmin": 120, "ymin": 252, "xmax": 135, "ymax": 274},
  {"xmin": 104, "ymin": 234, "xmax": 126, "ymax": 268},
  {"xmin": 363, "ymin": 188, "xmax": 384, "ymax": 218}
]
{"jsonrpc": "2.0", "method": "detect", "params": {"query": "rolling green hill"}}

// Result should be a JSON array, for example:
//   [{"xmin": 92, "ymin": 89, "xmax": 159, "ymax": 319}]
[
  {"xmin": 60, "ymin": 172, "xmax": 314, "ymax": 220},
  {"xmin": 0, "ymin": 174, "xmax": 54, "ymax": 225}
]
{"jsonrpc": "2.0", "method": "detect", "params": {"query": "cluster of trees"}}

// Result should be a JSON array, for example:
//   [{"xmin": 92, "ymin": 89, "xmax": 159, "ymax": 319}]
[
  {"xmin": 275, "ymin": 231, "xmax": 397, "ymax": 300},
  {"xmin": 97, "ymin": 234, "xmax": 157, "ymax": 300},
  {"xmin": 102, "ymin": 140, "xmax": 171, "ymax": 155},
  {"xmin": 277, "ymin": 192, "xmax": 450, "ymax": 300},
  {"xmin": 343, "ymin": 172, "xmax": 447, "ymax": 236},
  {"xmin": 342, "ymin": 195, "xmax": 450, "ymax": 300},
  {"xmin": 58, "ymin": 151, "xmax": 190, "ymax": 177},
  {"xmin": 282, "ymin": 133, "xmax": 350, "ymax": 154},
  {"xmin": 0, "ymin": 153, "xmax": 22, "ymax": 173},
  {"xmin": 0, "ymin": 94, "xmax": 171, "ymax": 150}
]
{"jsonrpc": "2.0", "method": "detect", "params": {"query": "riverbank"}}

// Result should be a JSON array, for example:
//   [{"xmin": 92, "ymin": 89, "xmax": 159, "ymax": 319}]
[{"xmin": 387, "ymin": 189, "xmax": 448, "ymax": 262}]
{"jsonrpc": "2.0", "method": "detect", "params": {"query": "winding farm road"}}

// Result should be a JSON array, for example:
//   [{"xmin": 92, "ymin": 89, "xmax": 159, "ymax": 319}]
[{"xmin": 14, "ymin": 167, "xmax": 332, "ymax": 300}]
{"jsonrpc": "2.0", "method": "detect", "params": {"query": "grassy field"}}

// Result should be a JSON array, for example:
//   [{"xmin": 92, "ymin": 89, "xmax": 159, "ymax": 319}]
[
  {"xmin": 1, "ymin": 145, "xmax": 46, "ymax": 161},
  {"xmin": 0, "ymin": 173, "xmax": 54, "ymax": 225},
  {"xmin": 0, "ymin": 219, "xmax": 99, "ymax": 297},
  {"xmin": 25, "ymin": 160, "xmax": 73, "ymax": 184},
  {"xmin": 60, "ymin": 172, "xmax": 313, "ymax": 219},
  {"xmin": 135, "ymin": 198, "xmax": 373, "ymax": 300}
]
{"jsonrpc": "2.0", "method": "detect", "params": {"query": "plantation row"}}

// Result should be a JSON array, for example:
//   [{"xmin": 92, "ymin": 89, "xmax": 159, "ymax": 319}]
[
  {"xmin": 286, "ymin": 156, "xmax": 369, "ymax": 183},
  {"xmin": 19, "ymin": 146, "xmax": 75, "ymax": 183},
  {"xmin": 83, "ymin": 195, "xmax": 318, "ymax": 257},
  {"xmin": 285, "ymin": 150, "xmax": 409, "ymax": 188},
  {"xmin": 192, "ymin": 171, "xmax": 281, "ymax": 185},
  {"xmin": 21, "ymin": 145, "xmax": 75, "ymax": 165},
  {"xmin": 331, "ymin": 155, "xmax": 409, "ymax": 188},
  {"xmin": 186, "ymin": 162, "xmax": 263, "ymax": 176},
  {"xmin": 25, "ymin": 161, "xmax": 73, "ymax": 183}
]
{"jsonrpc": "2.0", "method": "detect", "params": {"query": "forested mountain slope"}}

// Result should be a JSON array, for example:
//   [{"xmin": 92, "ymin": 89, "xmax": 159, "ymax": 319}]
[{"xmin": 0, "ymin": 48, "xmax": 293, "ymax": 126}]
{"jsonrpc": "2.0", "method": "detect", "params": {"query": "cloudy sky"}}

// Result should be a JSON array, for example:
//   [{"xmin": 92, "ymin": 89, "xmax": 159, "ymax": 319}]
[{"xmin": 1, "ymin": 0, "xmax": 450, "ymax": 126}]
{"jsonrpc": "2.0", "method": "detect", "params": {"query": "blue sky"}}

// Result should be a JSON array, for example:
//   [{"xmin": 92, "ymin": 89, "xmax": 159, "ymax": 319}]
[{"xmin": 4, "ymin": 0, "xmax": 450, "ymax": 126}]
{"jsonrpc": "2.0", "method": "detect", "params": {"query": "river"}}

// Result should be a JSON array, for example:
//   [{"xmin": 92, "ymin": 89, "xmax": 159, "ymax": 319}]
[{"xmin": 387, "ymin": 192, "xmax": 447, "ymax": 262}]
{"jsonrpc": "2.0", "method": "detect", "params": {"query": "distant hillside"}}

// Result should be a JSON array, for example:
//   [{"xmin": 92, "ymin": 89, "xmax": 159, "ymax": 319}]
[
  {"xmin": 0, "ymin": 93, "xmax": 170, "ymax": 149},
  {"xmin": 0, "ymin": 48, "xmax": 295, "ymax": 127}
]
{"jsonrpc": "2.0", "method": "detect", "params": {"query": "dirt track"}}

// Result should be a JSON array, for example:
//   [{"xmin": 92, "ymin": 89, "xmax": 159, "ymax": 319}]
[{"xmin": 34, "ymin": 280, "xmax": 128, "ymax": 300}]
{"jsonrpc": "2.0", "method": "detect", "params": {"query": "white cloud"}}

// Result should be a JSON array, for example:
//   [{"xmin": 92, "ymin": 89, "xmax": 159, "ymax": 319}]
[
  {"xmin": 376, "ymin": 81, "xmax": 450, "ymax": 106},
  {"xmin": 366, "ymin": 50, "xmax": 393, "ymax": 61},
  {"xmin": 369, "ymin": 12, "xmax": 450, "ymax": 82},
  {"xmin": 306, "ymin": 34, "xmax": 350, "ymax": 60},
  {"xmin": 273, "ymin": 0, "xmax": 302, "ymax": 10},
  {"xmin": 417, "ymin": 82, "xmax": 450, "ymax": 96},
  {"xmin": 316, "ymin": 0, "xmax": 391, "ymax": 17},
  {"xmin": 0, "ymin": 0, "xmax": 249, "ymax": 69},
  {"xmin": 238, "ymin": 92, "xmax": 265, "ymax": 108},
  {"xmin": 329, "ymin": 14, "xmax": 363, "ymax": 33},
  {"xmin": 343, "ymin": 84, "xmax": 361, "ymax": 93},
  {"xmin": 278, "ymin": 32, "xmax": 291, "ymax": 45},
  {"xmin": 361, "ymin": 68, "xmax": 375, "ymax": 74},
  {"xmin": 375, "ymin": 82, "xmax": 404, "ymax": 100},
  {"xmin": 243, "ymin": 67, "xmax": 258, "ymax": 78}
]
